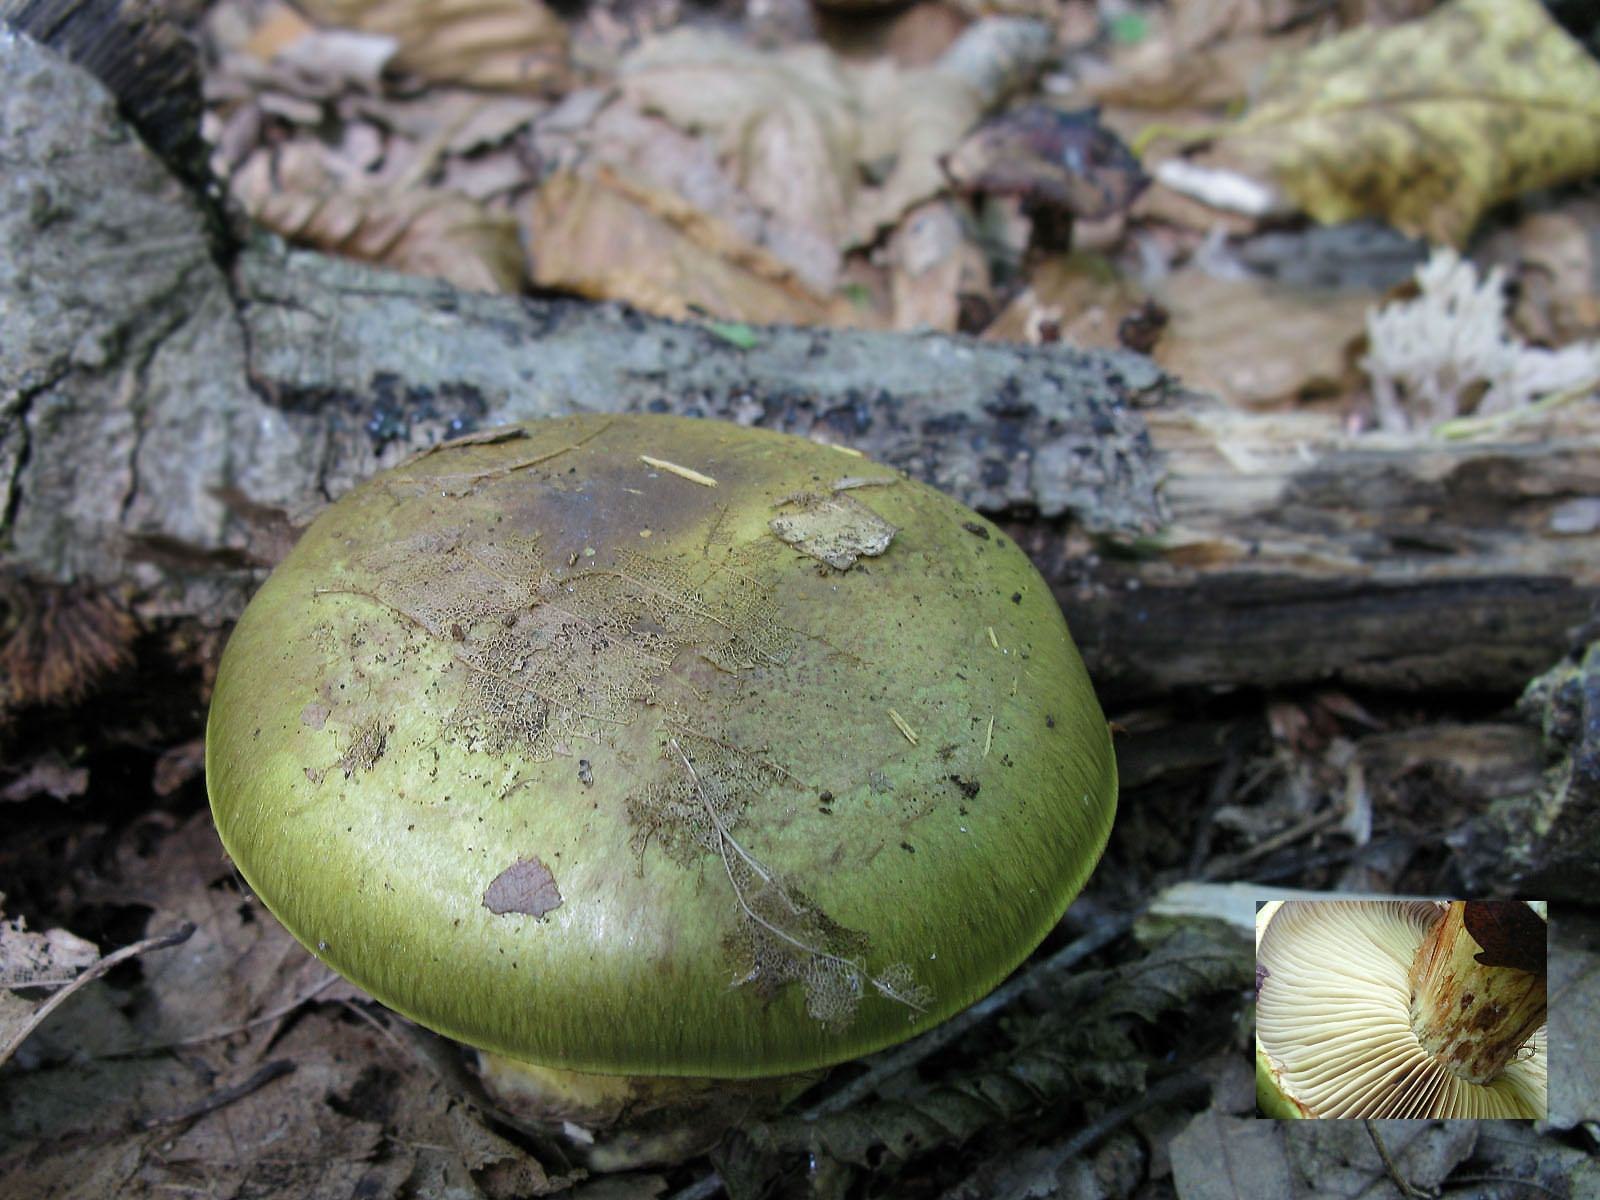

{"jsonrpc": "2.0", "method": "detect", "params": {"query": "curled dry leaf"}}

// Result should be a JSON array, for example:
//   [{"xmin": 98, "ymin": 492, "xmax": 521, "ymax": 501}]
[
  {"xmin": 0, "ymin": 908, "xmax": 99, "ymax": 991},
  {"xmin": 617, "ymin": 30, "xmax": 863, "ymax": 258},
  {"xmin": 578, "ymin": 101, "xmax": 843, "ymax": 295},
  {"xmin": 1150, "ymin": 268, "xmax": 1371, "ymax": 408},
  {"xmin": 0, "ymin": 907, "xmax": 100, "ymax": 1069},
  {"xmin": 233, "ymin": 144, "xmax": 524, "ymax": 294},
  {"xmin": 1205, "ymin": 0, "xmax": 1600, "ymax": 245},
  {"xmin": 294, "ymin": 0, "xmax": 569, "ymax": 93},
  {"xmin": 618, "ymin": 19, "xmax": 1053, "ymax": 253},
  {"xmin": 981, "ymin": 253, "xmax": 1152, "ymax": 351},
  {"xmin": 1, "ymin": 755, "xmax": 89, "ymax": 804},
  {"xmin": 522, "ymin": 166, "xmax": 850, "ymax": 326},
  {"xmin": 885, "ymin": 200, "xmax": 987, "ymax": 333}
]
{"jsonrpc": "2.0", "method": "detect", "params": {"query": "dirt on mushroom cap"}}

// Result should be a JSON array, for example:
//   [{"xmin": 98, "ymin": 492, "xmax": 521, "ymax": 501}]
[{"xmin": 205, "ymin": 413, "xmax": 1116, "ymax": 1077}]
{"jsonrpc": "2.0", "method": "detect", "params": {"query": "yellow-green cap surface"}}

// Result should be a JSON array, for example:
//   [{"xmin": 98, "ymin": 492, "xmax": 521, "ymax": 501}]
[{"xmin": 206, "ymin": 414, "xmax": 1116, "ymax": 1076}]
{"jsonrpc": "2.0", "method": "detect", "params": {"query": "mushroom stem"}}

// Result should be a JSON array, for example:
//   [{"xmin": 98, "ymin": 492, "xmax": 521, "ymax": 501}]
[
  {"xmin": 1407, "ymin": 901, "xmax": 1547, "ymax": 1086},
  {"xmin": 476, "ymin": 1053, "xmax": 818, "ymax": 1171}
]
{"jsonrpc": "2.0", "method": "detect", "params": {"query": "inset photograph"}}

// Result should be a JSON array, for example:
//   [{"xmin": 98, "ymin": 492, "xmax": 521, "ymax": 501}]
[{"xmin": 1255, "ymin": 898, "xmax": 1547, "ymax": 1119}]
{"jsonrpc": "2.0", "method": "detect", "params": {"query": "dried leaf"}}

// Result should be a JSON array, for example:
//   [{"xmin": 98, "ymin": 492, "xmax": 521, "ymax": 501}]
[
  {"xmin": 295, "ymin": 0, "xmax": 568, "ymax": 93},
  {"xmin": 234, "ymin": 144, "xmax": 524, "ymax": 294},
  {"xmin": 982, "ymin": 253, "xmax": 1152, "ymax": 350},
  {"xmin": 1283, "ymin": 1121, "xmax": 1477, "ymax": 1197},
  {"xmin": 580, "ymin": 101, "xmax": 843, "ymax": 294},
  {"xmin": 1, "ymin": 754, "xmax": 89, "ymax": 803},
  {"xmin": 1547, "ymin": 911, "xmax": 1600, "ymax": 1130},
  {"xmin": 522, "ymin": 166, "xmax": 847, "ymax": 326},
  {"xmin": 1088, "ymin": 924, "xmax": 1251, "ymax": 1024},
  {"xmin": 618, "ymin": 19, "xmax": 1051, "ymax": 252},
  {"xmin": 1151, "ymin": 269, "xmax": 1370, "ymax": 408},
  {"xmin": 482, "ymin": 856, "xmax": 563, "ymax": 918},
  {"xmin": 1210, "ymin": 0, "xmax": 1600, "ymax": 244},
  {"xmin": 619, "ymin": 30, "xmax": 862, "ymax": 257},
  {"xmin": 769, "ymin": 492, "xmax": 898, "ymax": 570},
  {"xmin": 0, "ymin": 909, "xmax": 98, "ymax": 990},
  {"xmin": 884, "ymin": 200, "xmax": 986, "ymax": 333},
  {"xmin": 1169, "ymin": 1110, "xmax": 1295, "ymax": 1199}
]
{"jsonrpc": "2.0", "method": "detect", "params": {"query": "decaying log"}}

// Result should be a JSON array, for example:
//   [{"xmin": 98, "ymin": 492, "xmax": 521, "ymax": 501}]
[
  {"xmin": 1049, "ymin": 401, "xmax": 1600, "ymax": 700},
  {"xmin": 2, "ymin": 21, "xmax": 1596, "ymax": 709}
]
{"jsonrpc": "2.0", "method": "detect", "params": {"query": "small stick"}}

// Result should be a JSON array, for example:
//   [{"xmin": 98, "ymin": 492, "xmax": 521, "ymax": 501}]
[
  {"xmin": 887, "ymin": 708, "xmax": 918, "ymax": 745},
  {"xmin": 0, "ymin": 923, "xmax": 195, "ymax": 1068},
  {"xmin": 665, "ymin": 914, "xmax": 1135, "ymax": 1200},
  {"xmin": 639, "ymin": 454, "xmax": 718, "ymax": 487},
  {"xmin": 1365, "ymin": 1119, "xmax": 1436, "ymax": 1199},
  {"xmin": 134, "ymin": 1060, "xmax": 295, "ymax": 1130},
  {"xmin": 805, "ymin": 912, "xmax": 1131, "ymax": 1119},
  {"xmin": 128, "ymin": 970, "xmax": 343, "ymax": 1054}
]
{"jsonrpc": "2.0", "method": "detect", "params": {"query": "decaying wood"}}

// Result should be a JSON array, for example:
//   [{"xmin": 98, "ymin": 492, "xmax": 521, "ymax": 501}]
[
  {"xmin": 1, "ymin": 22, "xmax": 1596, "ymax": 711},
  {"xmin": 1049, "ymin": 400, "xmax": 1600, "ymax": 700}
]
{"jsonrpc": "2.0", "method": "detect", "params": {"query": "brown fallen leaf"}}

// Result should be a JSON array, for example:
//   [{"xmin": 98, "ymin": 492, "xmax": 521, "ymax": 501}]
[
  {"xmin": 522, "ymin": 166, "xmax": 851, "ymax": 326},
  {"xmin": 1150, "ymin": 269, "xmax": 1370, "ymax": 408},
  {"xmin": 1502, "ymin": 209, "xmax": 1600, "ymax": 346},
  {"xmin": 1201, "ymin": 0, "xmax": 1600, "ymax": 245},
  {"xmin": 233, "ymin": 142, "xmax": 525, "ymax": 294},
  {"xmin": 152, "ymin": 739, "xmax": 207, "ymax": 798},
  {"xmin": 884, "ymin": 200, "xmax": 988, "ymax": 332},
  {"xmin": 618, "ymin": 19, "xmax": 1053, "ymax": 253},
  {"xmin": 0, "ymin": 905, "xmax": 99, "ymax": 992},
  {"xmin": 617, "ymin": 29, "xmax": 865, "ymax": 257},
  {"xmin": 1, "ymin": 755, "xmax": 89, "ymax": 803},
  {"xmin": 982, "ymin": 253, "xmax": 1152, "ymax": 351},
  {"xmin": 1088, "ymin": 0, "xmax": 1316, "ymax": 113},
  {"xmin": 577, "ymin": 100, "xmax": 843, "ymax": 295},
  {"xmin": 295, "ymin": 0, "xmax": 569, "ymax": 93}
]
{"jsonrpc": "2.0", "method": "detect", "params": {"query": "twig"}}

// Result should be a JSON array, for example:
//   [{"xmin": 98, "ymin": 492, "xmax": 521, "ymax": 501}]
[
  {"xmin": 1204, "ymin": 807, "xmax": 1340, "ymax": 878},
  {"xmin": 339, "ymin": 997, "xmax": 412, "ymax": 1059},
  {"xmin": 804, "ymin": 910, "xmax": 1131, "ymax": 1119},
  {"xmin": 0, "ymin": 923, "xmax": 196, "ymax": 1067},
  {"xmin": 666, "ymin": 912, "xmax": 1134, "ymax": 1200},
  {"xmin": 639, "ymin": 454, "xmax": 718, "ymax": 488},
  {"xmin": 134, "ymin": 1060, "xmax": 295, "ymax": 1130},
  {"xmin": 1366, "ymin": 1119, "xmax": 1437, "ymax": 1199},
  {"xmin": 1056, "ymin": 1070, "xmax": 1207, "ymax": 1161},
  {"xmin": 1436, "ymin": 380, "xmax": 1596, "ymax": 441},
  {"xmin": 937, "ymin": 1070, "xmax": 1209, "ymax": 1200},
  {"xmin": 1187, "ymin": 743, "xmax": 1244, "ymax": 878},
  {"xmin": 163, "ymin": 970, "xmax": 342, "ymax": 1049}
]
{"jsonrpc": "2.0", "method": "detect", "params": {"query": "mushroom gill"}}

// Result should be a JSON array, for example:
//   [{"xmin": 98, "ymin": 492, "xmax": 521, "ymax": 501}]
[{"xmin": 1256, "ymin": 900, "xmax": 1547, "ymax": 1119}]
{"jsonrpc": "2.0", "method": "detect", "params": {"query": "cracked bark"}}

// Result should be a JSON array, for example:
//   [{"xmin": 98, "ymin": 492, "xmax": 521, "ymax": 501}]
[{"xmin": 1, "ymin": 17, "xmax": 1597, "ymax": 708}]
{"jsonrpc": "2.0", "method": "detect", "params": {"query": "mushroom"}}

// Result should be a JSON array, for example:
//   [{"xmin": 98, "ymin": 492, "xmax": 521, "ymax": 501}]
[
  {"xmin": 206, "ymin": 413, "xmax": 1117, "ymax": 1163},
  {"xmin": 1255, "ymin": 898, "xmax": 1546, "ymax": 1119}
]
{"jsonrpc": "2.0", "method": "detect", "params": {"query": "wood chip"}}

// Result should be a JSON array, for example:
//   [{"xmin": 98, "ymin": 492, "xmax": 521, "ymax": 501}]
[
  {"xmin": 888, "ymin": 707, "xmax": 919, "ymax": 745},
  {"xmin": 639, "ymin": 454, "xmax": 717, "ymax": 487}
]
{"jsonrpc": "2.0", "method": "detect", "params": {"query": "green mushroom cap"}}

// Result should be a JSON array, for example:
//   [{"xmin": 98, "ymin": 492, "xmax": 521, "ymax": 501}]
[{"xmin": 206, "ymin": 414, "xmax": 1116, "ymax": 1077}]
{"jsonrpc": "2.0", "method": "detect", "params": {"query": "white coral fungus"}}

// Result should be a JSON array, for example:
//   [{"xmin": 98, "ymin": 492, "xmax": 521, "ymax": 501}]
[{"xmin": 1362, "ymin": 248, "xmax": 1600, "ymax": 433}]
